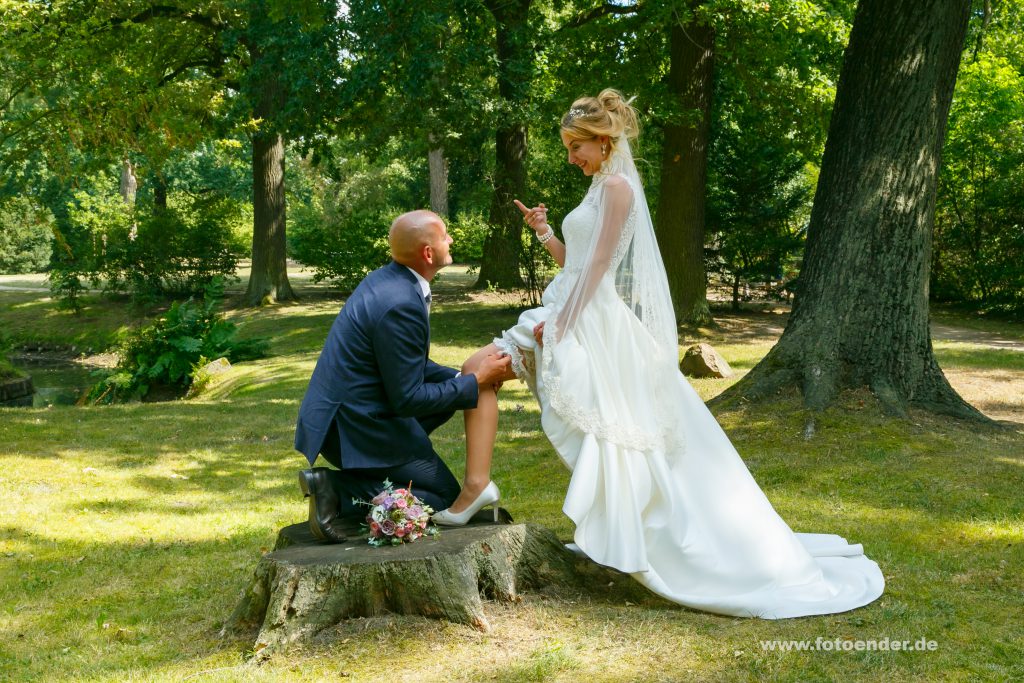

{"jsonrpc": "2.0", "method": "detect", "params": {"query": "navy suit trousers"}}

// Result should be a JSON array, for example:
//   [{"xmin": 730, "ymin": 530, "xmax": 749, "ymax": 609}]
[{"xmin": 319, "ymin": 410, "xmax": 460, "ymax": 516}]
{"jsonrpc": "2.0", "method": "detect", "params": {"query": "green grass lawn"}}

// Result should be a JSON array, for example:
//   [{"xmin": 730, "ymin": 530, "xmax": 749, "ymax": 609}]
[{"xmin": 1, "ymin": 283, "xmax": 1022, "ymax": 682}]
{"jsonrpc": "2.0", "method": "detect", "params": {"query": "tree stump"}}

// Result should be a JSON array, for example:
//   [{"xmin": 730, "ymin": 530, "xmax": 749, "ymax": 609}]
[{"xmin": 223, "ymin": 512, "xmax": 578, "ymax": 661}]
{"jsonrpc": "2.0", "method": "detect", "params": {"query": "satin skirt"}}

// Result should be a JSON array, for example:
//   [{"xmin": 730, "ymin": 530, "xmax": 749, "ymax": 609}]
[{"xmin": 495, "ymin": 277, "xmax": 884, "ymax": 619}]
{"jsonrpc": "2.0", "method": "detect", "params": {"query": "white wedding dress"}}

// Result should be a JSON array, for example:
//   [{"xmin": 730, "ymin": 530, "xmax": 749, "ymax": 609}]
[{"xmin": 495, "ymin": 154, "xmax": 884, "ymax": 618}]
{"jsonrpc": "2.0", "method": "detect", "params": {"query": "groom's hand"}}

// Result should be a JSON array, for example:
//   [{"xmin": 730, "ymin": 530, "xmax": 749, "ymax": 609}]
[{"xmin": 473, "ymin": 353, "xmax": 512, "ymax": 390}]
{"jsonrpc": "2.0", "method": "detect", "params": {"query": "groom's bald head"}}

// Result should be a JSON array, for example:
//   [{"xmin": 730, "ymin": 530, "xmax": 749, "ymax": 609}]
[
  {"xmin": 389, "ymin": 210, "xmax": 441, "ymax": 262},
  {"xmin": 389, "ymin": 210, "xmax": 452, "ymax": 278}
]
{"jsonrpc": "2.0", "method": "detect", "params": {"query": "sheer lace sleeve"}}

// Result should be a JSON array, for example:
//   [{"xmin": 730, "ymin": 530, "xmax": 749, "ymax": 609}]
[{"xmin": 553, "ymin": 174, "xmax": 634, "ymax": 341}]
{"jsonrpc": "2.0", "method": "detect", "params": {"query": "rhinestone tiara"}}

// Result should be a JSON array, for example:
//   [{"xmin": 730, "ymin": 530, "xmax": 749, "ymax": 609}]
[{"xmin": 564, "ymin": 107, "xmax": 589, "ymax": 122}]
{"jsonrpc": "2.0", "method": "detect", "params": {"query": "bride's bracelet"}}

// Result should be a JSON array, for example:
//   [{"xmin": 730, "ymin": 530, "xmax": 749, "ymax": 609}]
[{"xmin": 536, "ymin": 225, "xmax": 554, "ymax": 244}]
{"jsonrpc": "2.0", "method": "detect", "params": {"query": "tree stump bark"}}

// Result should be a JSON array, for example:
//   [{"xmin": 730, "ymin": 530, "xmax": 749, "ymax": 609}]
[{"xmin": 223, "ymin": 512, "xmax": 578, "ymax": 661}]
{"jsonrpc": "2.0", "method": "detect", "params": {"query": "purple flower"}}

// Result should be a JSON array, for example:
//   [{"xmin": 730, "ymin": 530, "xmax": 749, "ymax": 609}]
[{"xmin": 381, "ymin": 519, "xmax": 396, "ymax": 536}]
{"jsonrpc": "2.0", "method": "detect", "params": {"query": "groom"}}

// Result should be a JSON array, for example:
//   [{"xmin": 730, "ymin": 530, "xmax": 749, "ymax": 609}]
[{"xmin": 294, "ymin": 209, "xmax": 511, "ymax": 542}]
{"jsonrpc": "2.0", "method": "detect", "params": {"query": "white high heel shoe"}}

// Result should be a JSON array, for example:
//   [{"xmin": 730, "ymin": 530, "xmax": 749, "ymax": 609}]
[{"xmin": 432, "ymin": 482, "xmax": 501, "ymax": 526}]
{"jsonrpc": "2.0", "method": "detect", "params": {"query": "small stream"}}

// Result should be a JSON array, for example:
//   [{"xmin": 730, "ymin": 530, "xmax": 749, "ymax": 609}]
[{"xmin": 9, "ymin": 357, "xmax": 98, "ymax": 407}]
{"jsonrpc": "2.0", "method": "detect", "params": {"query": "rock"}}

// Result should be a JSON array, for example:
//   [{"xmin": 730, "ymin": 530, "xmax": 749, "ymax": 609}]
[
  {"xmin": 223, "ymin": 514, "xmax": 578, "ymax": 661},
  {"xmin": 679, "ymin": 343, "xmax": 734, "ymax": 378},
  {"xmin": 200, "ymin": 357, "xmax": 232, "ymax": 375},
  {"xmin": 185, "ymin": 357, "xmax": 232, "ymax": 399}
]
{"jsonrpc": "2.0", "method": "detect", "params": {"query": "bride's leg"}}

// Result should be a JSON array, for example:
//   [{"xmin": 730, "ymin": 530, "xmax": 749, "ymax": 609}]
[{"xmin": 447, "ymin": 343, "xmax": 518, "ymax": 513}]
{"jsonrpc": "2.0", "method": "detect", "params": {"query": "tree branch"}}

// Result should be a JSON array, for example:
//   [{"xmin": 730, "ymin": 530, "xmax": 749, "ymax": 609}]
[
  {"xmin": 115, "ymin": 5, "xmax": 226, "ymax": 32},
  {"xmin": 158, "ymin": 58, "xmax": 225, "ymax": 86},
  {"xmin": 0, "ymin": 80, "xmax": 31, "ymax": 115},
  {"xmin": 559, "ymin": 1, "xmax": 642, "ymax": 31}
]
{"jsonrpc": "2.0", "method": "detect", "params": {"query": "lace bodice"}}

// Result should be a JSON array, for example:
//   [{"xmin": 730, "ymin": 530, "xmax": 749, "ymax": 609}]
[{"xmin": 560, "ymin": 173, "xmax": 638, "ymax": 275}]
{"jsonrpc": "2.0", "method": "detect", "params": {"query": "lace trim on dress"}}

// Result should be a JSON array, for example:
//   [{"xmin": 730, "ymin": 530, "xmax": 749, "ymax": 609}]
[
  {"xmin": 539, "ymin": 318, "xmax": 685, "ymax": 455},
  {"xmin": 494, "ymin": 335, "xmax": 538, "ymax": 393},
  {"xmin": 493, "ymin": 336, "xmax": 526, "ymax": 380}
]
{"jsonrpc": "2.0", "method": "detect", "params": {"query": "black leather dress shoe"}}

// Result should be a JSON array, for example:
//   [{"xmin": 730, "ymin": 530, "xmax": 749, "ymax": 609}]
[{"xmin": 298, "ymin": 468, "xmax": 348, "ymax": 543}]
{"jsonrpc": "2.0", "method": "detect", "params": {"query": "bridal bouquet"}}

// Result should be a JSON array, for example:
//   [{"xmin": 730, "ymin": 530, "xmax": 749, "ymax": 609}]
[{"xmin": 355, "ymin": 480, "xmax": 439, "ymax": 547}]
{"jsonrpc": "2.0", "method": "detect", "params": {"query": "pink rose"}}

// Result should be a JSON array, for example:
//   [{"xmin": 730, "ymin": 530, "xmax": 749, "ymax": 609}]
[
  {"xmin": 395, "ymin": 526, "xmax": 406, "ymax": 538},
  {"xmin": 396, "ymin": 498, "xmax": 408, "ymax": 509}
]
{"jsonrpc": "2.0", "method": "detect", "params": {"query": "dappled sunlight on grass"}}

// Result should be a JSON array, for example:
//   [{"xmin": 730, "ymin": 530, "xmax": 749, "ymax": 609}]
[
  {"xmin": 934, "ymin": 342, "xmax": 1024, "ymax": 371},
  {"xmin": 2, "ymin": 287, "xmax": 1024, "ymax": 680}
]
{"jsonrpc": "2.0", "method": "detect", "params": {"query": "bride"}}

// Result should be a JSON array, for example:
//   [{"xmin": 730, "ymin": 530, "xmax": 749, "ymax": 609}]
[{"xmin": 433, "ymin": 89, "xmax": 884, "ymax": 619}]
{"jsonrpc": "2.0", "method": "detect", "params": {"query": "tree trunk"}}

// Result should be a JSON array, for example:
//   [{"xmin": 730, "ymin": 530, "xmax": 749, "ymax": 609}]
[
  {"xmin": 710, "ymin": 0, "xmax": 986, "ymax": 423},
  {"xmin": 244, "ymin": 51, "xmax": 295, "ymax": 306},
  {"xmin": 428, "ymin": 136, "xmax": 449, "ymax": 217},
  {"xmin": 245, "ymin": 130, "xmax": 295, "ymax": 305},
  {"xmin": 223, "ymin": 520, "xmax": 578, "ymax": 661},
  {"xmin": 119, "ymin": 159, "xmax": 137, "ymax": 205},
  {"xmin": 656, "ymin": 6, "xmax": 715, "ymax": 326},
  {"xmin": 476, "ymin": 0, "xmax": 531, "ymax": 289},
  {"xmin": 153, "ymin": 173, "xmax": 167, "ymax": 212}
]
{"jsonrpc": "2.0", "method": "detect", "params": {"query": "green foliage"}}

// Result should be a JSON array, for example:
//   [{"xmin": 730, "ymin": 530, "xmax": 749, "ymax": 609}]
[
  {"xmin": 0, "ymin": 196, "xmax": 53, "ymax": 274},
  {"xmin": 48, "ymin": 166, "xmax": 247, "ymax": 306},
  {"xmin": 707, "ymin": 120, "xmax": 813, "ymax": 304},
  {"xmin": 89, "ymin": 277, "xmax": 267, "ymax": 403},
  {"xmin": 447, "ymin": 211, "xmax": 490, "ymax": 264},
  {"xmin": 289, "ymin": 208, "xmax": 392, "ymax": 291},
  {"xmin": 934, "ymin": 49, "xmax": 1024, "ymax": 314},
  {"xmin": 288, "ymin": 148, "xmax": 420, "ymax": 290},
  {"xmin": 0, "ymin": 356, "xmax": 18, "ymax": 381}
]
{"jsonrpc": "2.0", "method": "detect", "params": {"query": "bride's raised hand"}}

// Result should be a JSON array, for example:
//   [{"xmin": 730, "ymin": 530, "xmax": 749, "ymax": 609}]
[{"xmin": 513, "ymin": 199, "xmax": 549, "ymax": 234}]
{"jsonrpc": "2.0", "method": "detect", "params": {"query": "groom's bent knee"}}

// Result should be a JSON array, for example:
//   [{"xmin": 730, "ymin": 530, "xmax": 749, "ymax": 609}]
[{"xmin": 417, "ymin": 409, "xmax": 457, "ymax": 435}]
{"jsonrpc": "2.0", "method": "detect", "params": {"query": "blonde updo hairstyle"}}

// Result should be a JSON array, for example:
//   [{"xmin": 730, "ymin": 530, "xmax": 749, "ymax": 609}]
[{"xmin": 560, "ymin": 88, "xmax": 639, "ymax": 161}]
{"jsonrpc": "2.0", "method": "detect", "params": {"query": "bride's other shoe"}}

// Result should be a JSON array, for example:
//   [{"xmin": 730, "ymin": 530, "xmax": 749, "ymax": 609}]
[{"xmin": 432, "ymin": 482, "xmax": 501, "ymax": 526}]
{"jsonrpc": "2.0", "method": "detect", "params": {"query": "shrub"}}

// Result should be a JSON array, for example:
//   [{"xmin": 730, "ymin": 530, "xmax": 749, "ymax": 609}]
[
  {"xmin": 50, "ymin": 180, "xmax": 247, "ymax": 307},
  {"xmin": 0, "ymin": 196, "xmax": 54, "ymax": 274},
  {"xmin": 289, "ymin": 207, "xmax": 392, "ymax": 292},
  {"xmin": 288, "ymin": 151, "xmax": 421, "ymax": 290},
  {"xmin": 0, "ymin": 356, "xmax": 18, "ymax": 381},
  {"xmin": 89, "ymin": 277, "xmax": 267, "ymax": 403},
  {"xmin": 447, "ymin": 211, "xmax": 489, "ymax": 264}
]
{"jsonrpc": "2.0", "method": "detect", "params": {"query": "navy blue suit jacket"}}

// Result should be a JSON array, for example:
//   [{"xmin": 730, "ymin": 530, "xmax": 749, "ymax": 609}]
[{"xmin": 294, "ymin": 261, "xmax": 479, "ymax": 468}]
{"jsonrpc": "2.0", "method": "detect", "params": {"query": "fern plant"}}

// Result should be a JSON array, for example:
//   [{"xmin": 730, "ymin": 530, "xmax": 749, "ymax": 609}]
[{"xmin": 90, "ymin": 277, "xmax": 267, "ymax": 402}]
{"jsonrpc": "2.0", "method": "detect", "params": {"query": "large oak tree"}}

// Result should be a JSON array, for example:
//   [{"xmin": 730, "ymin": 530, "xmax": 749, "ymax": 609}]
[{"xmin": 711, "ymin": 0, "xmax": 987, "ymax": 422}]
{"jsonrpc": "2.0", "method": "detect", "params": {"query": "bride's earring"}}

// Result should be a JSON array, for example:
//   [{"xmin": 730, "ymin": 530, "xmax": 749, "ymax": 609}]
[{"xmin": 601, "ymin": 144, "xmax": 607, "ymax": 156}]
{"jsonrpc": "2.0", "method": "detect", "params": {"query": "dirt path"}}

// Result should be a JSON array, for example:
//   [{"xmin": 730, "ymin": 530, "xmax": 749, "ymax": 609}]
[
  {"xmin": 680, "ymin": 309, "xmax": 1024, "ymax": 352},
  {"xmin": 683, "ymin": 309, "xmax": 1023, "ymax": 425}
]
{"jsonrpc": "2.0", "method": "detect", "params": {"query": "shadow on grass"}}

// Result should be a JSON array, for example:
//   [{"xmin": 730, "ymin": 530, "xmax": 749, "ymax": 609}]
[{"xmin": 0, "ymin": 524, "xmax": 273, "ymax": 681}]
